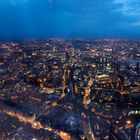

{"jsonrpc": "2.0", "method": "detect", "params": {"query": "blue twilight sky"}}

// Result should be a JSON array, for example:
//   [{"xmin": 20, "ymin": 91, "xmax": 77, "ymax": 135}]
[{"xmin": 0, "ymin": 0, "xmax": 140, "ymax": 40}]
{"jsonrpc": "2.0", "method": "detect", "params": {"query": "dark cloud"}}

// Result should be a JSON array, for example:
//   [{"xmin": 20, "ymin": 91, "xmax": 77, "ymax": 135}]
[{"xmin": 0, "ymin": 0, "xmax": 140, "ymax": 40}]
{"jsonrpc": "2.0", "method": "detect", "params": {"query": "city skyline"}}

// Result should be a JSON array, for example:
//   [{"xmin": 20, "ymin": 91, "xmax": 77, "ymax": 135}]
[
  {"xmin": 0, "ymin": 38, "xmax": 139, "ymax": 140},
  {"xmin": 0, "ymin": 0, "xmax": 140, "ymax": 40},
  {"xmin": 0, "ymin": 1, "xmax": 140, "ymax": 140}
]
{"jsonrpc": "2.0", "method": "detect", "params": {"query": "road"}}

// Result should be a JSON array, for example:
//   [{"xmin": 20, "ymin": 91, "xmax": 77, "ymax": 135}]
[{"xmin": 65, "ymin": 65, "xmax": 124, "ymax": 140}]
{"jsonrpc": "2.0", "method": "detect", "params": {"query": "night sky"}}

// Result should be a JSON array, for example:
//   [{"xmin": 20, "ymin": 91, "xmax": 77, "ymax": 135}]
[{"xmin": 0, "ymin": 0, "xmax": 140, "ymax": 40}]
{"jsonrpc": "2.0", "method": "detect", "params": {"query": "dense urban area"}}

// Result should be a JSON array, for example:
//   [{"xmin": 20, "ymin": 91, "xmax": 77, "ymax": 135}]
[{"xmin": 0, "ymin": 38, "xmax": 140, "ymax": 140}]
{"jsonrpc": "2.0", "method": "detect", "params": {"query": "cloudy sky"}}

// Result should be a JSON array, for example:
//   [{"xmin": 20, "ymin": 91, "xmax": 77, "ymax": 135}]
[{"xmin": 0, "ymin": 0, "xmax": 140, "ymax": 40}]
